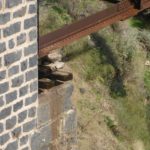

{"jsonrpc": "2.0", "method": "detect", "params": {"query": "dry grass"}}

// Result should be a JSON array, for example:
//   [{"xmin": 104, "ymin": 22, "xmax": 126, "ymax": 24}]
[{"xmin": 39, "ymin": 1, "xmax": 150, "ymax": 149}]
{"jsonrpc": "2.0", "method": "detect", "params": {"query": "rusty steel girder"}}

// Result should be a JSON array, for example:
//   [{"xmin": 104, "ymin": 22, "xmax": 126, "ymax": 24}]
[{"xmin": 39, "ymin": 0, "xmax": 150, "ymax": 58}]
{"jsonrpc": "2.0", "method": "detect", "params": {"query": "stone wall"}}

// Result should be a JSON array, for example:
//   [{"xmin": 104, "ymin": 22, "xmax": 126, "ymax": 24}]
[
  {"xmin": 0, "ymin": 1, "xmax": 77, "ymax": 149},
  {"xmin": 32, "ymin": 82, "xmax": 77, "ymax": 150},
  {"xmin": 0, "ymin": 0, "xmax": 38, "ymax": 150}
]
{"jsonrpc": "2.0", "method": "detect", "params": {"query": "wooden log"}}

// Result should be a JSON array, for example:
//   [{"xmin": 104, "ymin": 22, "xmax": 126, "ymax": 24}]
[
  {"xmin": 39, "ymin": 88, "xmax": 47, "ymax": 94},
  {"xmin": 39, "ymin": 65, "xmax": 73, "ymax": 81},
  {"xmin": 39, "ymin": 78, "xmax": 55, "ymax": 89},
  {"xmin": 46, "ymin": 62, "xmax": 65, "ymax": 71},
  {"xmin": 39, "ymin": 65, "xmax": 53, "ymax": 78},
  {"xmin": 47, "ymin": 52, "xmax": 62, "ymax": 63},
  {"xmin": 39, "ymin": 55, "xmax": 51, "ymax": 65},
  {"xmin": 49, "ymin": 71, "xmax": 73, "ymax": 81},
  {"xmin": 55, "ymin": 80, "xmax": 65, "ymax": 86}
]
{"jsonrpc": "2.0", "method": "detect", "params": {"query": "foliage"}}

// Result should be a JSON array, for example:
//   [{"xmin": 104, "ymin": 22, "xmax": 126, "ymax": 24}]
[
  {"xmin": 104, "ymin": 116, "xmax": 120, "ymax": 137},
  {"xmin": 39, "ymin": 4, "xmax": 72, "ymax": 35},
  {"xmin": 130, "ymin": 13, "xmax": 150, "ymax": 30},
  {"xmin": 130, "ymin": 18, "xmax": 145, "ymax": 28},
  {"xmin": 144, "ymin": 71, "xmax": 150, "ymax": 94}
]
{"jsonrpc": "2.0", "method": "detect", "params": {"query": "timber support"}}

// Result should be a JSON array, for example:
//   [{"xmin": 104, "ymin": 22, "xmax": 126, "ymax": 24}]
[{"xmin": 134, "ymin": 0, "xmax": 142, "ymax": 9}]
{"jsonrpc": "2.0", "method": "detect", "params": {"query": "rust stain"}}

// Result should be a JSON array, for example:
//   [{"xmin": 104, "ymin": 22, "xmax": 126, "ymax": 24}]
[{"xmin": 48, "ymin": 85, "xmax": 67, "ymax": 150}]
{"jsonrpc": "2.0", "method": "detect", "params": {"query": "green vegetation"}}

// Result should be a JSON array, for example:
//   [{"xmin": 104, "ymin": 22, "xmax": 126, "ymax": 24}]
[
  {"xmin": 145, "ymin": 71, "xmax": 150, "ymax": 92},
  {"xmin": 130, "ymin": 12, "xmax": 150, "ymax": 30},
  {"xmin": 130, "ymin": 18, "xmax": 145, "ymax": 28},
  {"xmin": 104, "ymin": 116, "xmax": 120, "ymax": 137},
  {"xmin": 39, "ymin": 4, "xmax": 72, "ymax": 35},
  {"xmin": 40, "ymin": 1, "xmax": 150, "ymax": 149}
]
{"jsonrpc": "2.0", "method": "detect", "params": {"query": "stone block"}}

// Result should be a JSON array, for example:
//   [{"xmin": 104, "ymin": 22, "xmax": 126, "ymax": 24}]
[
  {"xmin": 29, "ymin": 4, "xmax": 36, "ymax": 14},
  {"xmin": 0, "ymin": 70, "xmax": 6, "ymax": 81},
  {"xmin": 31, "ymin": 124, "xmax": 52, "ymax": 150},
  {"xmin": 21, "ymin": 147, "xmax": 29, "ymax": 150},
  {"xmin": 0, "ymin": 122, "xmax": 3, "ymax": 133},
  {"xmin": 24, "ymin": 16, "xmax": 37, "ymax": 29},
  {"xmin": 23, "ymin": 119, "xmax": 36, "ymax": 132},
  {"xmin": 8, "ymin": 39, "xmax": 15, "ymax": 49},
  {"xmin": 13, "ymin": 100, "xmax": 23, "ymax": 112},
  {"xmin": 11, "ymin": 75, "xmax": 24, "ymax": 87},
  {"xmin": 26, "ymin": 68, "xmax": 38, "ymax": 82},
  {"xmin": 6, "ymin": 116, "xmax": 17, "ymax": 130},
  {"xmin": 0, "ymin": 82, "xmax": 9, "ymax": 94},
  {"xmin": 3, "ymin": 22, "xmax": 21, "ymax": 37},
  {"xmin": 4, "ymin": 50, "xmax": 22, "ymax": 66},
  {"xmin": 38, "ymin": 103, "xmax": 51, "ymax": 126},
  {"xmin": 5, "ymin": 90, "xmax": 17, "ymax": 104},
  {"xmin": 63, "ymin": 109, "xmax": 77, "ymax": 135},
  {"xmin": 18, "ymin": 110, "xmax": 27, "ymax": 123},
  {"xmin": 0, "ymin": 0, "xmax": 2, "ymax": 10},
  {"xmin": 57, "ymin": 82, "xmax": 74, "ymax": 112},
  {"xmin": 29, "ymin": 55, "xmax": 37, "ymax": 68},
  {"xmin": 20, "ymin": 135, "xmax": 28, "ymax": 146},
  {"xmin": 13, "ymin": 6, "xmax": 26, "ymax": 18},
  {"xmin": 0, "ymin": 42, "xmax": 6, "ymax": 53},
  {"xmin": 5, "ymin": 141, "xmax": 18, "ymax": 150},
  {"xmin": 8, "ymin": 65, "xmax": 19, "ymax": 77},
  {"xmin": 12, "ymin": 126, "xmax": 21, "ymax": 138},
  {"xmin": 0, "ymin": 133, "xmax": 10, "ymax": 145},
  {"xmin": 0, "ymin": 57, "xmax": 2, "ymax": 67},
  {"xmin": 28, "ymin": 107, "xmax": 36, "ymax": 118},
  {"xmin": 30, "ymin": 80, "xmax": 38, "ymax": 92},
  {"xmin": 24, "ymin": 43, "xmax": 37, "ymax": 56},
  {"xmin": 0, "ymin": 12, "xmax": 10, "ymax": 25},
  {"xmin": 5, "ymin": 0, "xmax": 22, "ymax": 8},
  {"xmin": 25, "ymin": 93, "xmax": 37, "ymax": 106},
  {"xmin": 0, "ymin": 106, "xmax": 11, "ymax": 120},
  {"xmin": 63, "ymin": 83, "xmax": 74, "ymax": 111},
  {"xmin": 17, "ymin": 33, "xmax": 26, "ymax": 45},
  {"xmin": 19, "ymin": 85, "xmax": 28, "ymax": 97},
  {"xmin": 29, "ymin": 29, "xmax": 37, "ymax": 41},
  {"xmin": 21, "ymin": 59, "xmax": 28, "ymax": 71},
  {"xmin": 0, "ymin": 96, "xmax": 4, "ymax": 107}
]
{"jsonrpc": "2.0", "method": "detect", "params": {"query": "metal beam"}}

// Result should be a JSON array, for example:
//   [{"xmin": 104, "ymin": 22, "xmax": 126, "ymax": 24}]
[{"xmin": 39, "ymin": 0, "xmax": 150, "ymax": 58}]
